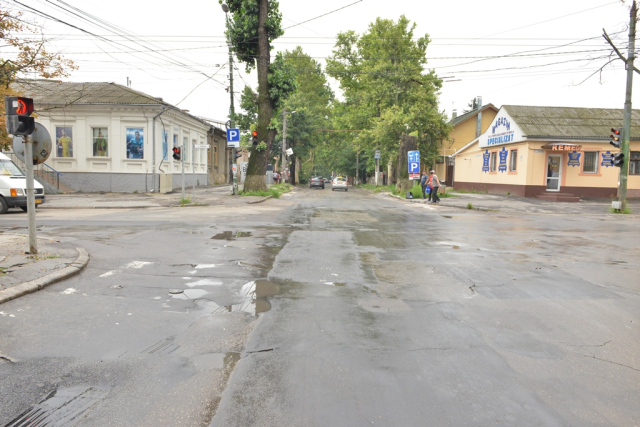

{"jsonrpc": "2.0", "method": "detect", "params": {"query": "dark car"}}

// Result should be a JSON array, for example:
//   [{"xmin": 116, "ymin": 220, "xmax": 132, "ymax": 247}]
[{"xmin": 310, "ymin": 176, "xmax": 325, "ymax": 189}]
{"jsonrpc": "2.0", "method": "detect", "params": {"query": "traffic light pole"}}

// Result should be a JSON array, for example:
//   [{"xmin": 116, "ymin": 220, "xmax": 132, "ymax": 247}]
[
  {"xmin": 24, "ymin": 135, "xmax": 37, "ymax": 254},
  {"xmin": 619, "ymin": 1, "xmax": 636, "ymax": 211},
  {"xmin": 181, "ymin": 144, "xmax": 185, "ymax": 200}
]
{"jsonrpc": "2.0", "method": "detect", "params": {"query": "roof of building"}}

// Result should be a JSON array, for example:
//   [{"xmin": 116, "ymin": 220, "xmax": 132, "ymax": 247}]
[
  {"xmin": 503, "ymin": 105, "xmax": 640, "ymax": 140},
  {"xmin": 12, "ymin": 79, "xmax": 217, "ymax": 129},
  {"xmin": 449, "ymin": 104, "xmax": 498, "ymax": 126}
]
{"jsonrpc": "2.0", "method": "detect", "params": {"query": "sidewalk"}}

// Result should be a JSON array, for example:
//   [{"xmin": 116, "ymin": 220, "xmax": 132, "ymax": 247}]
[
  {"xmin": 387, "ymin": 191, "xmax": 640, "ymax": 216},
  {"xmin": 37, "ymin": 184, "xmax": 260, "ymax": 209},
  {"xmin": 0, "ymin": 234, "xmax": 89, "ymax": 305}
]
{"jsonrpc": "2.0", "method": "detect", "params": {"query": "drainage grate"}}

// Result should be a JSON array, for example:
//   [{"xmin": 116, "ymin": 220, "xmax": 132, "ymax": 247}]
[{"xmin": 5, "ymin": 385, "xmax": 109, "ymax": 427}]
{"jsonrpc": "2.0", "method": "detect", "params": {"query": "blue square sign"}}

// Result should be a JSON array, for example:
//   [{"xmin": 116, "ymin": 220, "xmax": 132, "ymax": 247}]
[{"xmin": 226, "ymin": 128, "xmax": 240, "ymax": 143}]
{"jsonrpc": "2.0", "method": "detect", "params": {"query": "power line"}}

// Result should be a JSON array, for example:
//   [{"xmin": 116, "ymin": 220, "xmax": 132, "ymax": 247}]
[{"xmin": 283, "ymin": 0, "xmax": 363, "ymax": 30}]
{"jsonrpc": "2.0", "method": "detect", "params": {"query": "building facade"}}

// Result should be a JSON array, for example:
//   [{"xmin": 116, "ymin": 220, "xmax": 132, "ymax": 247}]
[
  {"xmin": 12, "ymin": 80, "xmax": 229, "ymax": 193},
  {"xmin": 453, "ymin": 105, "xmax": 640, "ymax": 199}
]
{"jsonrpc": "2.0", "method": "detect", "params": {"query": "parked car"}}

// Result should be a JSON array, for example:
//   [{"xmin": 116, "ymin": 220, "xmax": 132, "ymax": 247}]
[
  {"xmin": 310, "ymin": 176, "xmax": 325, "ymax": 189},
  {"xmin": 0, "ymin": 152, "xmax": 46, "ymax": 214},
  {"xmin": 332, "ymin": 176, "xmax": 348, "ymax": 192}
]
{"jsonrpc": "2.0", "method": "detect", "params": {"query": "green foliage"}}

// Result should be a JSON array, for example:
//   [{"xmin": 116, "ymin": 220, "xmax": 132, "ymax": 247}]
[
  {"xmin": 179, "ymin": 198, "xmax": 192, "ymax": 206},
  {"xmin": 325, "ymin": 16, "xmax": 450, "ymax": 172},
  {"xmin": 255, "ymin": 141, "xmax": 267, "ymax": 152},
  {"xmin": 268, "ymin": 52, "xmax": 298, "ymax": 110},
  {"xmin": 221, "ymin": 0, "xmax": 283, "ymax": 72},
  {"xmin": 235, "ymin": 86, "xmax": 258, "ymax": 131},
  {"xmin": 467, "ymin": 203, "xmax": 474, "ymax": 209}
]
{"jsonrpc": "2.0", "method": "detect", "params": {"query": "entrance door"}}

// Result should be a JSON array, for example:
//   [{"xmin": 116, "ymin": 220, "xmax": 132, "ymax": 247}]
[{"xmin": 546, "ymin": 155, "xmax": 562, "ymax": 191}]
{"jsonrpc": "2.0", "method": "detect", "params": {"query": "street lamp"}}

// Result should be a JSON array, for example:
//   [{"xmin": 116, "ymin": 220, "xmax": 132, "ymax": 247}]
[{"xmin": 282, "ymin": 109, "xmax": 296, "ymax": 182}]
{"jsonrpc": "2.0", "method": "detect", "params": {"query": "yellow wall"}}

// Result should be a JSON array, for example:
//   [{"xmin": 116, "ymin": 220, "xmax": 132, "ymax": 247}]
[
  {"xmin": 441, "ymin": 108, "xmax": 498, "ymax": 156},
  {"xmin": 454, "ymin": 142, "xmax": 528, "ymax": 186},
  {"xmin": 629, "ymin": 141, "xmax": 640, "ymax": 191}
]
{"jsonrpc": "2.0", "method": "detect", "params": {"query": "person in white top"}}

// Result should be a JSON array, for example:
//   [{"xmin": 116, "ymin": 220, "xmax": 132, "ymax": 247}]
[{"xmin": 429, "ymin": 170, "xmax": 441, "ymax": 204}]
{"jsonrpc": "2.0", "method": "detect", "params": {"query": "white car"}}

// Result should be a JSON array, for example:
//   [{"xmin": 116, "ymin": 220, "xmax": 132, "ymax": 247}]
[
  {"xmin": 0, "ymin": 152, "xmax": 46, "ymax": 214},
  {"xmin": 332, "ymin": 177, "xmax": 348, "ymax": 192}
]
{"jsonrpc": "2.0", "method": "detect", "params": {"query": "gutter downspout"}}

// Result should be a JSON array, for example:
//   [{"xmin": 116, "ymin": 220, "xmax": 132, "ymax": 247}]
[{"xmin": 152, "ymin": 106, "xmax": 168, "ymax": 192}]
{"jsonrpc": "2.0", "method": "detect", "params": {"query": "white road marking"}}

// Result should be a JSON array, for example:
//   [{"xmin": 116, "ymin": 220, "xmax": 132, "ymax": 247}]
[
  {"xmin": 125, "ymin": 261, "xmax": 153, "ymax": 269},
  {"xmin": 195, "ymin": 264, "xmax": 216, "ymax": 269},
  {"xmin": 61, "ymin": 288, "xmax": 77, "ymax": 295},
  {"xmin": 100, "ymin": 270, "xmax": 120, "ymax": 278}
]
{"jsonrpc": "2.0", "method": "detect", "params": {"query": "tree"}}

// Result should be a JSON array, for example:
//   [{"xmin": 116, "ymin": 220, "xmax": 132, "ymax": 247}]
[
  {"xmin": 0, "ymin": 7, "xmax": 76, "ymax": 148},
  {"xmin": 326, "ymin": 16, "xmax": 449, "ymax": 188},
  {"xmin": 221, "ymin": 0, "xmax": 296, "ymax": 191}
]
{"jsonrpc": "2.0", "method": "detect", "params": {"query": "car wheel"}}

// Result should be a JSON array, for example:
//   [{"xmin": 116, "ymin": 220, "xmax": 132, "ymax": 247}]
[
  {"xmin": 322, "ymin": 186, "xmax": 325, "ymax": 189},
  {"xmin": 331, "ymin": 188, "xmax": 335, "ymax": 191},
  {"xmin": 0, "ymin": 197, "xmax": 8, "ymax": 214},
  {"xmin": 20, "ymin": 206, "xmax": 28, "ymax": 212},
  {"xmin": 345, "ymin": 188, "xmax": 348, "ymax": 192}
]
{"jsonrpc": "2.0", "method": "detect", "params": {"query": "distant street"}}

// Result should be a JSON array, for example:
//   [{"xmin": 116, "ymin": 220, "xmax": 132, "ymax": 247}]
[{"xmin": 1, "ymin": 187, "xmax": 639, "ymax": 427}]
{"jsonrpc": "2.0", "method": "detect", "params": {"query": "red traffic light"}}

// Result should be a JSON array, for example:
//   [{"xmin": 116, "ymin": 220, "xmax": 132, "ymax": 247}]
[
  {"xmin": 252, "ymin": 130, "xmax": 258, "ymax": 137},
  {"xmin": 5, "ymin": 96, "xmax": 34, "ymax": 116},
  {"xmin": 611, "ymin": 127, "xmax": 621, "ymax": 136}
]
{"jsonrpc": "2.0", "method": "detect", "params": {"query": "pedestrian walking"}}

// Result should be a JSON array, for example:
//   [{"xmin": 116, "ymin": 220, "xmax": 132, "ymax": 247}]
[
  {"xmin": 427, "ymin": 172, "xmax": 433, "ymax": 202},
  {"xmin": 420, "ymin": 172, "xmax": 428, "ymax": 199},
  {"xmin": 429, "ymin": 170, "xmax": 441, "ymax": 204}
]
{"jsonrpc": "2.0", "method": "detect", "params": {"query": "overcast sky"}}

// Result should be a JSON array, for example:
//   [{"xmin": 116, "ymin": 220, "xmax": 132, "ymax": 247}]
[{"xmin": 7, "ymin": 0, "xmax": 639, "ymax": 126}]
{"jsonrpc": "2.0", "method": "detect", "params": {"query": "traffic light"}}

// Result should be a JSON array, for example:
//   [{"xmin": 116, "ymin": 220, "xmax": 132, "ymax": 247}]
[
  {"xmin": 172, "ymin": 146, "xmax": 181, "ymax": 160},
  {"xmin": 612, "ymin": 152, "xmax": 624, "ymax": 168},
  {"xmin": 5, "ymin": 96, "xmax": 35, "ymax": 136},
  {"xmin": 234, "ymin": 147, "xmax": 242, "ymax": 159},
  {"xmin": 252, "ymin": 130, "xmax": 258, "ymax": 146},
  {"xmin": 610, "ymin": 127, "xmax": 622, "ymax": 148}
]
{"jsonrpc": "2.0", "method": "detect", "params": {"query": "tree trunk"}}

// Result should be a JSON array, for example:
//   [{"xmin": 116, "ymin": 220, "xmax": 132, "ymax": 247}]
[
  {"xmin": 244, "ymin": 0, "xmax": 275, "ymax": 192},
  {"xmin": 396, "ymin": 134, "xmax": 417, "ymax": 193}
]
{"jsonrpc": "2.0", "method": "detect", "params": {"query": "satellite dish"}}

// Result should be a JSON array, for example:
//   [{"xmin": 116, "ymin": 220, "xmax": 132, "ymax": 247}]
[{"xmin": 12, "ymin": 123, "xmax": 52, "ymax": 165}]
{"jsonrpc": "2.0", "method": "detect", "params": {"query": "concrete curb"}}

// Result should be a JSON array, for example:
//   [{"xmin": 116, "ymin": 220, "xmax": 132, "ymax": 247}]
[
  {"xmin": 248, "ymin": 195, "xmax": 273, "ymax": 204},
  {"xmin": 0, "ymin": 248, "xmax": 90, "ymax": 305},
  {"xmin": 388, "ymin": 193, "xmax": 493, "ymax": 211},
  {"xmin": 39, "ymin": 205, "xmax": 159, "ymax": 210}
]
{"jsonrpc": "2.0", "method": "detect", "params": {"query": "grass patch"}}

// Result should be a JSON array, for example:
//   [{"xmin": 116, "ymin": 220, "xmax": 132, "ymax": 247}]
[
  {"xmin": 241, "ymin": 183, "xmax": 292, "ymax": 199},
  {"xmin": 179, "ymin": 197, "xmax": 191, "ymax": 206},
  {"xmin": 609, "ymin": 207, "xmax": 632, "ymax": 214},
  {"xmin": 467, "ymin": 203, "xmax": 474, "ymax": 209}
]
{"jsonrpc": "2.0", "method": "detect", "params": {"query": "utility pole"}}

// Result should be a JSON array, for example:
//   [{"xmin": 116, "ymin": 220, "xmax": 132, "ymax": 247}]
[
  {"xmin": 223, "ymin": 7, "xmax": 235, "ymax": 130},
  {"xmin": 181, "ymin": 144, "xmax": 185, "ymax": 200},
  {"xmin": 620, "ymin": 0, "xmax": 636, "ymax": 210},
  {"xmin": 282, "ymin": 107, "xmax": 287, "ymax": 177}
]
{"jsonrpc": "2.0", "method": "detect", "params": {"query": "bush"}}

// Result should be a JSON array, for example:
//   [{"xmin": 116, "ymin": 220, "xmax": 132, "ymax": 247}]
[
  {"xmin": 241, "ymin": 183, "xmax": 292, "ymax": 199},
  {"xmin": 467, "ymin": 202, "xmax": 474, "ymax": 209}
]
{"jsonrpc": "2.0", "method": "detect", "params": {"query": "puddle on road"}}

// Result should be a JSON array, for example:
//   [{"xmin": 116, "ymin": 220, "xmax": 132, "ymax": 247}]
[
  {"xmin": 198, "ymin": 280, "xmax": 279, "ymax": 316},
  {"xmin": 211, "ymin": 231, "xmax": 252, "ymax": 240},
  {"xmin": 170, "ymin": 289, "xmax": 209, "ymax": 300},
  {"xmin": 190, "ymin": 352, "xmax": 241, "ymax": 372},
  {"xmin": 185, "ymin": 279, "xmax": 223, "ymax": 287},
  {"xmin": 324, "ymin": 282, "xmax": 347, "ymax": 287}
]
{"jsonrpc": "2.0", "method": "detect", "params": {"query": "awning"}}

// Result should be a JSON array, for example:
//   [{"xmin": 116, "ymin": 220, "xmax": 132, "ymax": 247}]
[{"xmin": 540, "ymin": 143, "xmax": 583, "ymax": 151}]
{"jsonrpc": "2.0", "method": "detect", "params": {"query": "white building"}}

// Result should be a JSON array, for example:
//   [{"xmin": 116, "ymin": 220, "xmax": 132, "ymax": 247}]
[{"xmin": 12, "ymin": 79, "xmax": 229, "ymax": 193}]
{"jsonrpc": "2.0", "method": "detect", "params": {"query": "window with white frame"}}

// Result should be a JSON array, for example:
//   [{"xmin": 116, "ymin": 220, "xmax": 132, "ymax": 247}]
[
  {"xmin": 509, "ymin": 150, "xmax": 517, "ymax": 172},
  {"xmin": 183, "ymin": 137, "xmax": 189, "ymax": 162},
  {"xmin": 583, "ymin": 151, "xmax": 598, "ymax": 173},
  {"xmin": 630, "ymin": 151, "xmax": 640, "ymax": 175},
  {"xmin": 192, "ymin": 139, "xmax": 197, "ymax": 164},
  {"xmin": 490, "ymin": 152, "xmax": 497, "ymax": 172}
]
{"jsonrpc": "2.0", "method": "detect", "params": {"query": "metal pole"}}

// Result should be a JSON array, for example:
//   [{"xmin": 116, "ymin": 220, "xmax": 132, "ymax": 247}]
[
  {"xmin": 24, "ymin": 136, "xmax": 37, "ymax": 254},
  {"xmin": 181, "ymin": 144, "xmax": 185, "ymax": 200},
  {"xmin": 226, "ymin": 14, "xmax": 235, "ymax": 129},
  {"xmin": 282, "ymin": 107, "xmax": 287, "ymax": 176},
  {"xmin": 356, "ymin": 150, "xmax": 359, "ymax": 185},
  {"xmin": 192, "ymin": 146, "xmax": 196, "ymax": 200},
  {"xmin": 620, "ymin": 0, "xmax": 636, "ymax": 210},
  {"xmin": 375, "ymin": 157, "xmax": 380, "ymax": 186}
]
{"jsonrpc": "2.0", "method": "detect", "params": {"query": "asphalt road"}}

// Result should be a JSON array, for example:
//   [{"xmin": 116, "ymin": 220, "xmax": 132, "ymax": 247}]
[{"xmin": 1, "ymin": 187, "xmax": 639, "ymax": 427}]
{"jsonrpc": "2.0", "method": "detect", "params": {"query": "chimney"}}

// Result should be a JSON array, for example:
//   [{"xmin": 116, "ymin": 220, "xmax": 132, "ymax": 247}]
[{"xmin": 452, "ymin": 109, "xmax": 457, "ymax": 119}]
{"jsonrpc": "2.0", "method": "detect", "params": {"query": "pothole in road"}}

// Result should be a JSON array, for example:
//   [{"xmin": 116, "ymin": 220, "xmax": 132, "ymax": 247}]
[
  {"xmin": 169, "ymin": 289, "xmax": 209, "ymax": 299},
  {"xmin": 211, "ymin": 231, "xmax": 252, "ymax": 240},
  {"xmin": 197, "ymin": 280, "xmax": 279, "ymax": 316},
  {"xmin": 190, "ymin": 352, "xmax": 241, "ymax": 372}
]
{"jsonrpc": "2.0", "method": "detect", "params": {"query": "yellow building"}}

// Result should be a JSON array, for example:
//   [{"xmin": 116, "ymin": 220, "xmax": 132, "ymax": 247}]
[
  {"xmin": 453, "ymin": 105, "xmax": 640, "ymax": 200},
  {"xmin": 436, "ymin": 101, "xmax": 498, "ymax": 185}
]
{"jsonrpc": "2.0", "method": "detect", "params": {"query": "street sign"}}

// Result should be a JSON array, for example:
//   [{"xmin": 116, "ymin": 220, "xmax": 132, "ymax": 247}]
[
  {"xmin": 374, "ymin": 149, "xmax": 381, "ymax": 159},
  {"xmin": 194, "ymin": 144, "xmax": 209, "ymax": 149},
  {"xmin": 12, "ymin": 123, "xmax": 52, "ymax": 165},
  {"xmin": 226, "ymin": 128, "xmax": 240, "ymax": 143},
  {"xmin": 286, "ymin": 148, "xmax": 294, "ymax": 156},
  {"xmin": 408, "ymin": 150, "xmax": 420, "ymax": 180}
]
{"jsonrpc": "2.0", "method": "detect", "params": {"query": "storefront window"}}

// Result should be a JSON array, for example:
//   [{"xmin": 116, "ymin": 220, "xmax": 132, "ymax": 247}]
[
  {"xmin": 509, "ymin": 150, "xmax": 517, "ymax": 171},
  {"xmin": 490, "ymin": 152, "xmax": 497, "ymax": 172},
  {"xmin": 630, "ymin": 151, "xmax": 640, "ymax": 175},
  {"xmin": 583, "ymin": 151, "xmax": 598, "ymax": 173}
]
